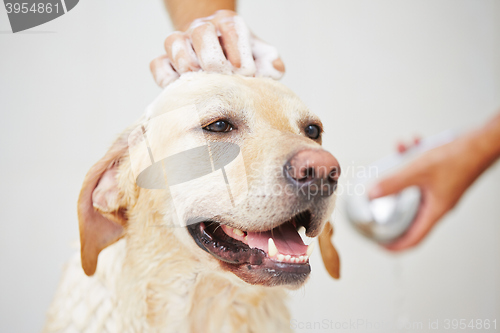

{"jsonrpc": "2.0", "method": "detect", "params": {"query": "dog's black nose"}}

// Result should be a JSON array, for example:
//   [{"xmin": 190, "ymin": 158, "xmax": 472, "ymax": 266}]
[{"xmin": 284, "ymin": 149, "xmax": 340, "ymax": 198}]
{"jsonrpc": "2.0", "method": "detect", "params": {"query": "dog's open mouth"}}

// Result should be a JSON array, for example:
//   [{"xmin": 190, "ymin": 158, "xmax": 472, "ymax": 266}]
[{"xmin": 187, "ymin": 211, "xmax": 315, "ymax": 286}]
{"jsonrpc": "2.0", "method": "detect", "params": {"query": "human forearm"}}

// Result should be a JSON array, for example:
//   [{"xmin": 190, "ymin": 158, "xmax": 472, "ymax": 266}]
[
  {"xmin": 163, "ymin": 0, "xmax": 236, "ymax": 31},
  {"xmin": 468, "ymin": 112, "xmax": 500, "ymax": 174},
  {"xmin": 369, "ymin": 110, "xmax": 500, "ymax": 251}
]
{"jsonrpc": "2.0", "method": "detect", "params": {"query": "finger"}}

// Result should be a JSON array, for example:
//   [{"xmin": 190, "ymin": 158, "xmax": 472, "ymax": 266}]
[
  {"xmin": 164, "ymin": 32, "xmax": 200, "ymax": 74},
  {"xmin": 397, "ymin": 141, "xmax": 408, "ymax": 153},
  {"xmin": 212, "ymin": 9, "xmax": 237, "ymax": 18},
  {"xmin": 149, "ymin": 55, "xmax": 179, "ymax": 88},
  {"xmin": 189, "ymin": 21, "xmax": 231, "ymax": 73},
  {"xmin": 252, "ymin": 38, "xmax": 285, "ymax": 80},
  {"xmin": 384, "ymin": 198, "xmax": 440, "ymax": 251},
  {"xmin": 368, "ymin": 166, "xmax": 420, "ymax": 199},
  {"xmin": 215, "ymin": 15, "xmax": 256, "ymax": 76}
]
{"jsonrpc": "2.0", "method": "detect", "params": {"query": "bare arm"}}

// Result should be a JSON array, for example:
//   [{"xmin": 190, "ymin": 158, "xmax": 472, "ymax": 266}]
[
  {"xmin": 474, "ymin": 112, "xmax": 500, "ymax": 166},
  {"xmin": 163, "ymin": 0, "xmax": 236, "ymax": 31},
  {"xmin": 369, "ymin": 111, "xmax": 500, "ymax": 251}
]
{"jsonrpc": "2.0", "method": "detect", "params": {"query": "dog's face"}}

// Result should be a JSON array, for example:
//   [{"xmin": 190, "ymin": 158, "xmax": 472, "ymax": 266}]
[{"xmin": 78, "ymin": 73, "xmax": 340, "ymax": 288}]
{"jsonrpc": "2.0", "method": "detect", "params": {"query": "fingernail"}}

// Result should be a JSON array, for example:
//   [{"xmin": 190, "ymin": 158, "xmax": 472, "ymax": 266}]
[{"xmin": 272, "ymin": 58, "xmax": 285, "ymax": 72}]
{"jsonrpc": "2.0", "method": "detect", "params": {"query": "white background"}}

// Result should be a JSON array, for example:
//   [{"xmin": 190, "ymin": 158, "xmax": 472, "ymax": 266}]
[{"xmin": 1, "ymin": 1, "xmax": 499, "ymax": 332}]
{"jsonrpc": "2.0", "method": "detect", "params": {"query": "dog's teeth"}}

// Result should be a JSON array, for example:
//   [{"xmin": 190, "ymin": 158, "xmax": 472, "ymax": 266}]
[
  {"xmin": 268, "ymin": 238, "xmax": 278, "ymax": 257},
  {"xmin": 306, "ymin": 243, "xmax": 315, "ymax": 257},
  {"xmin": 233, "ymin": 228, "xmax": 244, "ymax": 237},
  {"xmin": 297, "ymin": 226, "xmax": 306, "ymax": 242},
  {"xmin": 300, "ymin": 255, "xmax": 307, "ymax": 262},
  {"xmin": 284, "ymin": 255, "xmax": 291, "ymax": 261},
  {"xmin": 297, "ymin": 226, "xmax": 314, "ymax": 245},
  {"xmin": 277, "ymin": 254, "xmax": 285, "ymax": 261}
]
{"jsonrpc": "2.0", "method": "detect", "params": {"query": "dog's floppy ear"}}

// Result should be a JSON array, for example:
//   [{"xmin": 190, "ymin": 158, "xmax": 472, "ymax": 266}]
[
  {"xmin": 78, "ymin": 134, "xmax": 130, "ymax": 276},
  {"xmin": 318, "ymin": 221, "xmax": 340, "ymax": 279}
]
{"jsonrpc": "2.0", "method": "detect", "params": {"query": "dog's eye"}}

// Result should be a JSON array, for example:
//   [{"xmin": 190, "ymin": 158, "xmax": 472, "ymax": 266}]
[
  {"xmin": 305, "ymin": 124, "xmax": 321, "ymax": 139},
  {"xmin": 204, "ymin": 120, "xmax": 233, "ymax": 133}
]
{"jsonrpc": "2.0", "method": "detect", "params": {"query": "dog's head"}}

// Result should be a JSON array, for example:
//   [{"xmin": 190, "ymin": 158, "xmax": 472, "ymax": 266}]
[{"xmin": 78, "ymin": 73, "xmax": 340, "ymax": 287}]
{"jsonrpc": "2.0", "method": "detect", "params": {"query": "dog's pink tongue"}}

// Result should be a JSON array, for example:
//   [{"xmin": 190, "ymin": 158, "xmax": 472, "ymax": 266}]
[{"xmin": 246, "ymin": 223, "xmax": 307, "ymax": 256}]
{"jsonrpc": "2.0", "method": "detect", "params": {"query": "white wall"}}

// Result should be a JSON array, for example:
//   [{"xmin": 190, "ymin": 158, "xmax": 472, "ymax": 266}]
[{"xmin": 1, "ymin": 1, "xmax": 499, "ymax": 332}]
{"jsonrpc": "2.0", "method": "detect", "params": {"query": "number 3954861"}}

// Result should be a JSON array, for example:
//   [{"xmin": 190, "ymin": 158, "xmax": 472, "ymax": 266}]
[{"xmin": 5, "ymin": 3, "xmax": 60, "ymax": 14}]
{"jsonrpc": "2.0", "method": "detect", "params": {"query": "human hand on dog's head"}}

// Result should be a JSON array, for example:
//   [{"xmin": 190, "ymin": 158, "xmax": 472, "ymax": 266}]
[{"xmin": 150, "ymin": 10, "xmax": 285, "ymax": 88}]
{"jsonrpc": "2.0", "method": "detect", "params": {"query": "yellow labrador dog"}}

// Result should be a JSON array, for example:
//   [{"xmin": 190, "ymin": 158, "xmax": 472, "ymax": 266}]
[{"xmin": 44, "ymin": 72, "xmax": 340, "ymax": 333}]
